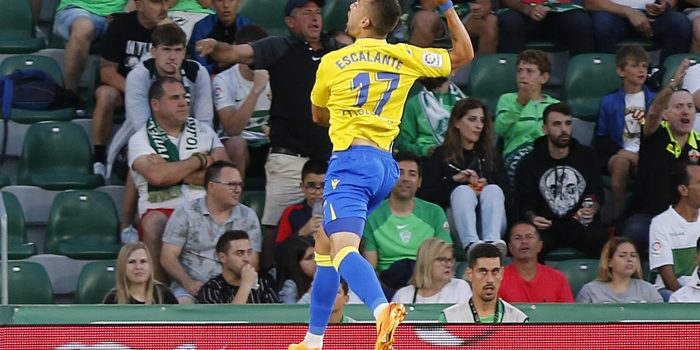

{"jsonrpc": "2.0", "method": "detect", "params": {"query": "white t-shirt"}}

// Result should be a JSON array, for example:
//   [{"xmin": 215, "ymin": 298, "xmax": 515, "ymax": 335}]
[
  {"xmin": 649, "ymin": 206, "xmax": 700, "ymax": 289},
  {"xmin": 669, "ymin": 267, "xmax": 700, "ymax": 302},
  {"xmin": 623, "ymin": 91, "xmax": 645, "ymax": 152},
  {"xmin": 681, "ymin": 64, "xmax": 700, "ymax": 133},
  {"xmin": 610, "ymin": 0, "xmax": 654, "ymax": 9},
  {"xmin": 127, "ymin": 120, "xmax": 224, "ymax": 215},
  {"xmin": 213, "ymin": 64, "xmax": 272, "ymax": 144},
  {"xmin": 392, "ymin": 278, "xmax": 472, "ymax": 304}
]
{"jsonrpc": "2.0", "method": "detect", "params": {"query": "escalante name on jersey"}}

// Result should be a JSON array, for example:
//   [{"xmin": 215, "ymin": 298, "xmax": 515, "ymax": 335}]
[{"xmin": 335, "ymin": 51, "xmax": 403, "ymax": 70}]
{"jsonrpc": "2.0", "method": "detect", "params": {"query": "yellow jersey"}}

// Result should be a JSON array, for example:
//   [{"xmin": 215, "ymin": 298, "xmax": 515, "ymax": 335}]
[{"xmin": 311, "ymin": 38, "xmax": 451, "ymax": 152}]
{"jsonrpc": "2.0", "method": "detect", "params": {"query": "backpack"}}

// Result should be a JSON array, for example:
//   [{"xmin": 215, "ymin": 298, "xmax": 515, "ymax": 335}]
[{"xmin": 0, "ymin": 69, "xmax": 81, "ymax": 119}]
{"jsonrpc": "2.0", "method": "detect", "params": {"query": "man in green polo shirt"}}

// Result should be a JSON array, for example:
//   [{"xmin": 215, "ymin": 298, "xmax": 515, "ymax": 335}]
[{"xmin": 362, "ymin": 151, "xmax": 452, "ymax": 295}]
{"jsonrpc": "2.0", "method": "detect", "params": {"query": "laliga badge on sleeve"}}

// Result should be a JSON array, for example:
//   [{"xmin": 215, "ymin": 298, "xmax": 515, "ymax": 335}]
[
  {"xmin": 651, "ymin": 241, "xmax": 662, "ymax": 257},
  {"xmin": 689, "ymin": 149, "xmax": 700, "ymax": 163},
  {"xmin": 422, "ymin": 52, "xmax": 443, "ymax": 68}
]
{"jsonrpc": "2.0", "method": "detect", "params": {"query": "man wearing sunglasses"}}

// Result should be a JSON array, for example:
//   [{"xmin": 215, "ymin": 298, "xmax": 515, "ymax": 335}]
[{"xmin": 161, "ymin": 160, "xmax": 262, "ymax": 304}]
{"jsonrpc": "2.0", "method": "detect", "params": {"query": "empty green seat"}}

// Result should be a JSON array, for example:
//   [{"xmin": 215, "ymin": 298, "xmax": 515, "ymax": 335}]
[
  {"xmin": 0, "ymin": 55, "xmax": 75, "ymax": 123},
  {"xmin": 467, "ymin": 54, "xmax": 519, "ymax": 114},
  {"xmin": 238, "ymin": 0, "xmax": 288, "ymax": 37},
  {"xmin": 0, "ymin": 260, "xmax": 53, "ymax": 304},
  {"xmin": 44, "ymin": 190, "xmax": 122, "ymax": 259},
  {"xmin": 545, "ymin": 247, "xmax": 586, "ymax": 261},
  {"xmin": 554, "ymin": 258, "xmax": 599, "ymax": 296},
  {"xmin": 662, "ymin": 53, "xmax": 700, "ymax": 86},
  {"xmin": 564, "ymin": 53, "xmax": 620, "ymax": 122},
  {"xmin": 0, "ymin": 191, "xmax": 37, "ymax": 259},
  {"xmin": 241, "ymin": 190, "xmax": 265, "ymax": 220},
  {"xmin": 0, "ymin": 173, "xmax": 9, "ymax": 188},
  {"xmin": 74, "ymin": 260, "xmax": 117, "ymax": 304},
  {"xmin": 0, "ymin": 0, "xmax": 45, "ymax": 53},
  {"xmin": 18, "ymin": 121, "xmax": 104, "ymax": 190}
]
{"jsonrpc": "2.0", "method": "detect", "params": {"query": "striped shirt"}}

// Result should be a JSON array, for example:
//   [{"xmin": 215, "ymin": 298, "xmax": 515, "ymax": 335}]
[{"xmin": 196, "ymin": 273, "xmax": 280, "ymax": 304}]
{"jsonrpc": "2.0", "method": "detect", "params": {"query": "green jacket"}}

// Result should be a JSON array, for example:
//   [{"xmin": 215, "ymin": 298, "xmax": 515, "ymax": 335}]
[{"xmin": 494, "ymin": 92, "xmax": 559, "ymax": 156}]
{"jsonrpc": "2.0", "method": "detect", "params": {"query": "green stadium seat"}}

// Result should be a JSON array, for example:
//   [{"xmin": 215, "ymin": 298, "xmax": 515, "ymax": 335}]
[
  {"xmin": 467, "ymin": 54, "xmax": 518, "ymax": 114},
  {"xmin": 544, "ymin": 247, "xmax": 586, "ymax": 261},
  {"xmin": 241, "ymin": 190, "xmax": 265, "ymax": 220},
  {"xmin": 564, "ymin": 53, "xmax": 620, "ymax": 122},
  {"xmin": 554, "ymin": 258, "xmax": 599, "ymax": 296},
  {"xmin": 0, "ymin": 0, "xmax": 45, "ymax": 53},
  {"xmin": 0, "ymin": 260, "xmax": 54, "ymax": 304},
  {"xmin": 323, "ymin": 0, "xmax": 353, "ymax": 32},
  {"xmin": 44, "ymin": 190, "xmax": 122, "ymax": 259},
  {"xmin": 662, "ymin": 53, "xmax": 700, "ymax": 86},
  {"xmin": 0, "ymin": 55, "xmax": 75, "ymax": 123},
  {"xmin": 0, "ymin": 173, "xmax": 9, "ymax": 188},
  {"xmin": 0, "ymin": 191, "xmax": 37, "ymax": 259},
  {"xmin": 238, "ymin": 0, "xmax": 288, "ymax": 37},
  {"xmin": 18, "ymin": 121, "xmax": 104, "ymax": 190},
  {"xmin": 74, "ymin": 260, "xmax": 117, "ymax": 304}
]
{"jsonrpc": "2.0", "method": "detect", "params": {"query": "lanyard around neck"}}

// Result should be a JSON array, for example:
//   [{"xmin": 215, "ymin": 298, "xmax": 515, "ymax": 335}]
[{"xmin": 469, "ymin": 297, "xmax": 501, "ymax": 323}]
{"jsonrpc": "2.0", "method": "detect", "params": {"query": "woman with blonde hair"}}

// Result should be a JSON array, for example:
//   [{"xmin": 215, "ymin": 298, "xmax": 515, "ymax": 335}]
[
  {"xmin": 392, "ymin": 238, "xmax": 472, "ymax": 304},
  {"xmin": 577, "ymin": 237, "xmax": 662, "ymax": 303},
  {"xmin": 103, "ymin": 241, "xmax": 178, "ymax": 304}
]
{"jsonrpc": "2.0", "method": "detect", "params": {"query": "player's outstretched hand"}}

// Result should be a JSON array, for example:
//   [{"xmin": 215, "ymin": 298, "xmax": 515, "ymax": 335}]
[{"xmin": 195, "ymin": 38, "xmax": 217, "ymax": 57}]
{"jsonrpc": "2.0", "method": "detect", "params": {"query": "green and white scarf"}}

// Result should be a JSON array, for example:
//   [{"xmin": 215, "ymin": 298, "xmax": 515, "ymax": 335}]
[
  {"xmin": 146, "ymin": 115, "xmax": 201, "ymax": 203},
  {"xmin": 418, "ymin": 81, "xmax": 466, "ymax": 144}
]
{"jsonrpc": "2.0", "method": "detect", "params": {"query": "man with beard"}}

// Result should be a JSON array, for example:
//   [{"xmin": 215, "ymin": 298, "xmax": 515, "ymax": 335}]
[
  {"xmin": 514, "ymin": 103, "xmax": 607, "ymax": 258},
  {"xmin": 440, "ymin": 243, "xmax": 528, "ymax": 323},
  {"xmin": 362, "ymin": 151, "xmax": 452, "ymax": 296}
]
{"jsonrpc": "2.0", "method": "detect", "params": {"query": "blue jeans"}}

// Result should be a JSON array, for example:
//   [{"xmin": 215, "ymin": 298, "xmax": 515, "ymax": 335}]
[
  {"xmin": 590, "ymin": 9, "xmax": 691, "ymax": 62},
  {"xmin": 622, "ymin": 213, "xmax": 654, "ymax": 259},
  {"xmin": 52, "ymin": 6, "xmax": 109, "ymax": 41},
  {"xmin": 498, "ymin": 9, "xmax": 595, "ymax": 55},
  {"xmin": 450, "ymin": 184, "xmax": 507, "ymax": 249}
]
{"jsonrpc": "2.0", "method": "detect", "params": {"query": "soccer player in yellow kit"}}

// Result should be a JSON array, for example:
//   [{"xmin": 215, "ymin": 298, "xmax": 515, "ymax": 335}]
[{"xmin": 290, "ymin": 1, "xmax": 474, "ymax": 349}]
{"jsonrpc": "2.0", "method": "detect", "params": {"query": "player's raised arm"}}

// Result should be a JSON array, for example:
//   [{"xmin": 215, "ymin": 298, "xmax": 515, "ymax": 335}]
[
  {"xmin": 437, "ymin": 0, "xmax": 475, "ymax": 69},
  {"xmin": 195, "ymin": 38, "xmax": 255, "ymax": 66},
  {"xmin": 311, "ymin": 104, "xmax": 331, "ymax": 127}
]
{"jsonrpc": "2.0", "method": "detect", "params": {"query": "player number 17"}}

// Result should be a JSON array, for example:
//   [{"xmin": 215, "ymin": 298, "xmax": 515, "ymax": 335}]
[{"xmin": 351, "ymin": 72, "xmax": 400, "ymax": 115}]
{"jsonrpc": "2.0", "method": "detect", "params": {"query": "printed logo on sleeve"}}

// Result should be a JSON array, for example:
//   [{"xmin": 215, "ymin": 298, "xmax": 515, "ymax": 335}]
[
  {"xmin": 650, "ymin": 241, "xmax": 662, "ymax": 256},
  {"xmin": 422, "ymin": 52, "xmax": 443, "ymax": 68}
]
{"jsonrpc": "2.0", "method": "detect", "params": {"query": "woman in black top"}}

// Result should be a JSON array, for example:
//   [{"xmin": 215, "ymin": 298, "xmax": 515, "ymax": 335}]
[
  {"xmin": 419, "ymin": 97, "xmax": 508, "ymax": 255},
  {"xmin": 103, "ymin": 241, "xmax": 177, "ymax": 304}
]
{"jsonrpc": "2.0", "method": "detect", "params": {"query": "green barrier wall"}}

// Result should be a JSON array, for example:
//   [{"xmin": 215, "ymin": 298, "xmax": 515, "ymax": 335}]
[{"xmin": 2, "ymin": 303, "xmax": 699, "ymax": 325}]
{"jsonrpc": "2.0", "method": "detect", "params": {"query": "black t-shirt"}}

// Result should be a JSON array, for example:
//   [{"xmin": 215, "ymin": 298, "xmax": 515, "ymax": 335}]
[
  {"xmin": 102, "ymin": 283, "xmax": 178, "ymax": 304},
  {"xmin": 630, "ymin": 123, "xmax": 700, "ymax": 215},
  {"xmin": 249, "ymin": 34, "xmax": 343, "ymax": 160},
  {"xmin": 101, "ymin": 12, "xmax": 155, "ymax": 77}
]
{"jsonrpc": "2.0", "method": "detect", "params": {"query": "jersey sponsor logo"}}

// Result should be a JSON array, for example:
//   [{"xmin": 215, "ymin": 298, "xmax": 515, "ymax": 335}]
[
  {"xmin": 443, "ymin": 220, "xmax": 450, "ymax": 233},
  {"xmin": 312, "ymin": 56, "xmax": 322, "ymax": 61},
  {"xmin": 396, "ymin": 224, "xmax": 409, "ymax": 230},
  {"xmin": 331, "ymin": 179, "xmax": 340, "ymax": 189},
  {"xmin": 399, "ymin": 229, "xmax": 412, "ymax": 243},
  {"xmin": 690, "ymin": 149, "xmax": 700, "ymax": 163},
  {"xmin": 422, "ymin": 52, "xmax": 443, "ymax": 68},
  {"xmin": 214, "ymin": 86, "xmax": 223, "ymax": 99},
  {"xmin": 651, "ymin": 241, "xmax": 661, "ymax": 256}
]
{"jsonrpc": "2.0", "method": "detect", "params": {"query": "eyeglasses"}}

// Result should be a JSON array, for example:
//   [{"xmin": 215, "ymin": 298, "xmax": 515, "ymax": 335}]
[
  {"xmin": 434, "ymin": 256, "xmax": 455, "ymax": 265},
  {"xmin": 211, "ymin": 180, "xmax": 244, "ymax": 190},
  {"xmin": 302, "ymin": 182, "xmax": 324, "ymax": 191}
]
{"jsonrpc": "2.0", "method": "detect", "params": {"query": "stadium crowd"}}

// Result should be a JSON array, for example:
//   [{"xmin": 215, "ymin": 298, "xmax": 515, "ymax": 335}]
[{"xmin": 12, "ymin": 0, "xmax": 700, "ymax": 319}]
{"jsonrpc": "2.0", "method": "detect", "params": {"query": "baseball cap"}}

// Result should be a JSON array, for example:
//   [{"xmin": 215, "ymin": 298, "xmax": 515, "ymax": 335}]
[{"xmin": 285, "ymin": 0, "xmax": 326, "ymax": 16}]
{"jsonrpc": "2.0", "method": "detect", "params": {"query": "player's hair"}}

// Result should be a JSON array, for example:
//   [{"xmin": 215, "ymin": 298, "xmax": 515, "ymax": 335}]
[
  {"xmin": 669, "ymin": 161, "xmax": 700, "ymax": 204},
  {"xmin": 419, "ymin": 77, "xmax": 449, "ymax": 91},
  {"xmin": 615, "ymin": 44, "xmax": 648, "ymax": 69},
  {"xmin": 366, "ymin": 0, "xmax": 401, "ymax": 36},
  {"xmin": 507, "ymin": 221, "xmax": 540, "ymax": 242},
  {"xmin": 442, "ymin": 97, "xmax": 497, "ymax": 173},
  {"xmin": 468, "ymin": 243, "xmax": 502, "ymax": 268},
  {"xmin": 148, "ymin": 76, "xmax": 183, "ymax": 102},
  {"xmin": 542, "ymin": 102, "xmax": 572, "ymax": 124},
  {"xmin": 235, "ymin": 24, "xmax": 268, "ymax": 45},
  {"xmin": 204, "ymin": 160, "xmax": 239, "ymax": 189},
  {"xmin": 394, "ymin": 151, "xmax": 422, "ymax": 176},
  {"xmin": 301, "ymin": 159, "xmax": 328, "ymax": 179},
  {"xmin": 409, "ymin": 238, "xmax": 453, "ymax": 289},
  {"xmin": 517, "ymin": 49, "xmax": 551, "ymax": 75},
  {"xmin": 151, "ymin": 23, "xmax": 187, "ymax": 47},
  {"xmin": 596, "ymin": 237, "xmax": 642, "ymax": 282},
  {"xmin": 340, "ymin": 278, "xmax": 349, "ymax": 295},
  {"xmin": 109, "ymin": 241, "xmax": 165, "ymax": 304},
  {"xmin": 215, "ymin": 230, "xmax": 250, "ymax": 254},
  {"xmin": 276, "ymin": 236, "xmax": 315, "ymax": 299}
]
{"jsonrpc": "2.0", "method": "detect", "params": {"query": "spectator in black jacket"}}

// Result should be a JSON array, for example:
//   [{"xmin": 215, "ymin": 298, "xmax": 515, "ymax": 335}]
[{"xmin": 515, "ymin": 103, "xmax": 607, "ymax": 258}]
